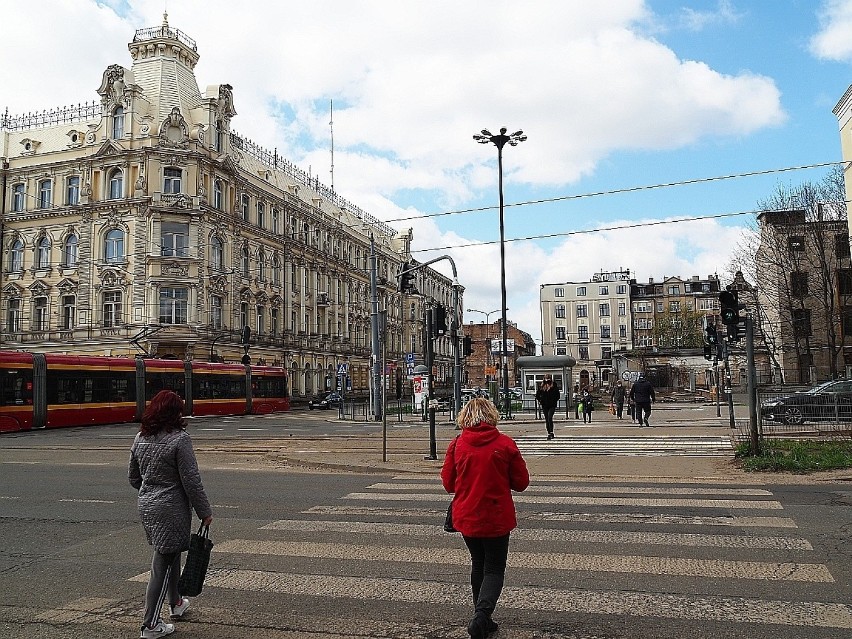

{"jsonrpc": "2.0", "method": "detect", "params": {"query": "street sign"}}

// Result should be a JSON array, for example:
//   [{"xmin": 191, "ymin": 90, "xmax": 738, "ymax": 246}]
[
  {"xmin": 337, "ymin": 363, "xmax": 348, "ymax": 375},
  {"xmin": 484, "ymin": 366, "xmax": 497, "ymax": 376},
  {"xmin": 405, "ymin": 353, "xmax": 415, "ymax": 364},
  {"xmin": 406, "ymin": 364, "xmax": 415, "ymax": 378}
]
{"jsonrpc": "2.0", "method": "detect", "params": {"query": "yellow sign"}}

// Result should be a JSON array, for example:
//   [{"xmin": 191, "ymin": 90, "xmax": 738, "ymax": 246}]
[{"xmin": 485, "ymin": 366, "xmax": 497, "ymax": 376}]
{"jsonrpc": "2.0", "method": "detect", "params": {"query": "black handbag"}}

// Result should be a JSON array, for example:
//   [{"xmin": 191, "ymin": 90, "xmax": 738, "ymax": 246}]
[
  {"xmin": 178, "ymin": 524, "xmax": 213, "ymax": 596},
  {"xmin": 443, "ymin": 501, "xmax": 457, "ymax": 533}
]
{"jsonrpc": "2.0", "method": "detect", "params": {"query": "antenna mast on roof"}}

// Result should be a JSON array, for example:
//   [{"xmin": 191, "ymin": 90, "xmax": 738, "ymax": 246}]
[{"xmin": 329, "ymin": 99, "xmax": 335, "ymax": 192}]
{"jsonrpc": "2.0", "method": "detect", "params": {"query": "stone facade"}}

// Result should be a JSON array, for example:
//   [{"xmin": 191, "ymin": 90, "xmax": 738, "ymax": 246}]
[
  {"xmin": 463, "ymin": 320, "xmax": 535, "ymax": 389},
  {"xmin": 0, "ymin": 16, "xmax": 462, "ymax": 397}
]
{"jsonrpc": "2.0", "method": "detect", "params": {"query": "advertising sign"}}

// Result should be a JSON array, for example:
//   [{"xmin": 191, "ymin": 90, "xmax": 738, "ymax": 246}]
[{"xmin": 490, "ymin": 338, "xmax": 515, "ymax": 354}]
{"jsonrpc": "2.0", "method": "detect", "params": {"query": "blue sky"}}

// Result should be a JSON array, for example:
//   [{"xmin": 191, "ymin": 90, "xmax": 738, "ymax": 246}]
[{"xmin": 4, "ymin": 0, "xmax": 852, "ymax": 347}]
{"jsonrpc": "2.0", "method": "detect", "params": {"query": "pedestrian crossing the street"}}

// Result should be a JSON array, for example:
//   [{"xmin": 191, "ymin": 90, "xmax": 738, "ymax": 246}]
[{"xmin": 130, "ymin": 477, "xmax": 852, "ymax": 638}]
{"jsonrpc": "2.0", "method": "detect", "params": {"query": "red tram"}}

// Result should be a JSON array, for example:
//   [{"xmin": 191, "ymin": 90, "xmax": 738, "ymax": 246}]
[{"xmin": 0, "ymin": 352, "xmax": 289, "ymax": 433}]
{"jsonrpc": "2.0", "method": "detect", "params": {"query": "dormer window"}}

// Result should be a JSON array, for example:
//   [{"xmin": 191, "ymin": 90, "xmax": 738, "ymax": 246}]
[{"xmin": 112, "ymin": 106, "xmax": 125, "ymax": 139}]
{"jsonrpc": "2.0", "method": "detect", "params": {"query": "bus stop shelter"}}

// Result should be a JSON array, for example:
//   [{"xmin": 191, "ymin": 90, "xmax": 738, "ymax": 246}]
[{"xmin": 517, "ymin": 355, "xmax": 576, "ymax": 418}]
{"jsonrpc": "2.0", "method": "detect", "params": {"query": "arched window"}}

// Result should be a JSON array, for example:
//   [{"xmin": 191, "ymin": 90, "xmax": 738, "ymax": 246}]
[
  {"xmin": 112, "ymin": 106, "xmax": 125, "ymax": 139},
  {"xmin": 258, "ymin": 249, "xmax": 266, "ymax": 281},
  {"xmin": 214, "ymin": 120, "xmax": 225, "ymax": 152},
  {"xmin": 257, "ymin": 202, "xmax": 265, "ymax": 228},
  {"xmin": 163, "ymin": 167, "xmax": 181, "ymax": 194},
  {"xmin": 9, "ymin": 240, "xmax": 23, "ymax": 272},
  {"xmin": 35, "ymin": 237, "xmax": 50, "ymax": 269},
  {"xmin": 272, "ymin": 207, "xmax": 280, "ymax": 233},
  {"xmin": 211, "ymin": 236, "xmax": 224, "ymax": 270},
  {"xmin": 241, "ymin": 245, "xmax": 250, "ymax": 277},
  {"xmin": 213, "ymin": 180, "xmax": 223, "ymax": 210},
  {"xmin": 63, "ymin": 234, "xmax": 78, "ymax": 267},
  {"xmin": 272, "ymin": 255, "xmax": 281, "ymax": 285},
  {"xmin": 108, "ymin": 169, "xmax": 123, "ymax": 199},
  {"xmin": 241, "ymin": 194, "xmax": 250, "ymax": 220},
  {"xmin": 38, "ymin": 180, "xmax": 52, "ymax": 209},
  {"xmin": 105, "ymin": 228, "xmax": 125, "ymax": 263}
]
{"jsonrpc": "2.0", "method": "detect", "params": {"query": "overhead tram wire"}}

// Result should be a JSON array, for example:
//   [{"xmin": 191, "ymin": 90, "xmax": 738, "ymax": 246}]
[
  {"xmin": 386, "ymin": 160, "xmax": 846, "ymax": 223},
  {"xmin": 409, "ymin": 208, "xmax": 759, "ymax": 254}
]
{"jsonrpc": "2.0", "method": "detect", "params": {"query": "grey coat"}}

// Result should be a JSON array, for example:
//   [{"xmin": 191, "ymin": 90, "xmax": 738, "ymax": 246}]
[{"xmin": 129, "ymin": 429, "xmax": 212, "ymax": 553}]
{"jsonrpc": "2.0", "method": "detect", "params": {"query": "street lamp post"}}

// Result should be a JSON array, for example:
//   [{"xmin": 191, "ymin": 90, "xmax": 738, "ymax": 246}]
[
  {"xmin": 473, "ymin": 127, "xmax": 526, "ymax": 417},
  {"xmin": 466, "ymin": 307, "xmax": 502, "ymax": 388}
]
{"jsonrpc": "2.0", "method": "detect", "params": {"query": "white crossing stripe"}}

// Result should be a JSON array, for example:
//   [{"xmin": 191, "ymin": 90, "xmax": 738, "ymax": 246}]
[
  {"xmin": 345, "ymin": 491, "xmax": 784, "ymax": 510},
  {"xmin": 174, "ymin": 569, "xmax": 852, "ymax": 629},
  {"xmin": 304, "ymin": 505, "xmax": 798, "ymax": 528},
  {"xmin": 367, "ymin": 482, "xmax": 774, "ymax": 496},
  {"xmin": 263, "ymin": 518, "xmax": 812, "ymax": 549},
  {"xmin": 215, "ymin": 539, "xmax": 833, "ymax": 582}
]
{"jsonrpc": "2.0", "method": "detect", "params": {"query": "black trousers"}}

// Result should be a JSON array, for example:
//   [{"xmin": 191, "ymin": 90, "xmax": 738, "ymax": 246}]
[
  {"xmin": 462, "ymin": 533, "xmax": 510, "ymax": 618},
  {"xmin": 542, "ymin": 405, "xmax": 556, "ymax": 434},
  {"xmin": 636, "ymin": 402, "xmax": 652, "ymax": 424}
]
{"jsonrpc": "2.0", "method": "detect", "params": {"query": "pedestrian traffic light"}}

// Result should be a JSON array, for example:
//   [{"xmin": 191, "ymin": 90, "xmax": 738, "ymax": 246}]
[
  {"xmin": 726, "ymin": 323, "xmax": 741, "ymax": 343},
  {"xmin": 434, "ymin": 305, "xmax": 447, "ymax": 336},
  {"xmin": 703, "ymin": 344, "xmax": 713, "ymax": 360},
  {"xmin": 462, "ymin": 335, "xmax": 473, "ymax": 356},
  {"xmin": 705, "ymin": 325, "xmax": 718, "ymax": 345},
  {"xmin": 719, "ymin": 290, "xmax": 740, "ymax": 326},
  {"xmin": 398, "ymin": 262, "xmax": 416, "ymax": 292},
  {"xmin": 241, "ymin": 325, "xmax": 251, "ymax": 344}
]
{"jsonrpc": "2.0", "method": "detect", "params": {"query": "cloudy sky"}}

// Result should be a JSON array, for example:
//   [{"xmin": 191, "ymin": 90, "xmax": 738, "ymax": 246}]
[{"xmin": 4, "ymin": 0, "xmax": 852, "ymax": 350}]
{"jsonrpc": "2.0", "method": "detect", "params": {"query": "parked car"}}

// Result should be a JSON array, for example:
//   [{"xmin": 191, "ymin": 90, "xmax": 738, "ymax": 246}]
[
  {"xmin": 308, "ymin": 391, "xmax": 343, "ymax": 410},
  {"xmin": 760, "ymin": 380, "xmax": 852, "ymax": 425}
]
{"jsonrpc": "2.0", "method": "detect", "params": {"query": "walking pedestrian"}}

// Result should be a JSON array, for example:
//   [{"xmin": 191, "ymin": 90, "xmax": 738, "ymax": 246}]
[
  {"xmin": 628, "ymin": 372, "xmax": 656, "ymax": 427},
  {"xmin": 581, "ymin": 388, "xmax": 595, "ymax": 423},
  {"xmin": 129, "ymin": 390, "xmax": 213, "ymax": 639},
  {"xmin": 441, "ymin": 398, "xmax": 530, "ymax": 639},
  {"xmin": 610, "ymin": 380, "xmax": 626, "ymax": 419},
  {"xmin": 535, "ymin": 374, "xmax": 560, "ymax": 439},
  {"xmin": 572, "ymin": 384, "xmax": 580, "ymax": 420}
]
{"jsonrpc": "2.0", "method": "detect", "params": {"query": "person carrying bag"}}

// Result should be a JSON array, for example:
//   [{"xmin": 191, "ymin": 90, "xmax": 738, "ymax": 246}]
[{"xmin": 178, "ymin": 524, "xmax": 214, "ymax": 596}]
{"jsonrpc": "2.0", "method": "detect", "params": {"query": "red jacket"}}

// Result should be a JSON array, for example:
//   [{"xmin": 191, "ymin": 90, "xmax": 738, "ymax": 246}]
[{"xmin": 441, "ymin": 422, "xmax": 530, "ymax": 537}]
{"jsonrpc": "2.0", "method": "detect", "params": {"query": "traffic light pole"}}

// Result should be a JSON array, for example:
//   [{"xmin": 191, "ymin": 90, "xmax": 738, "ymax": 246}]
[
  {"xmin": 425, "ymin": 307, "xmax": 437, "ymax": 460},
  {"xmin": 746, "ymin": 316, "xmax": 760, "ymax": 455}
]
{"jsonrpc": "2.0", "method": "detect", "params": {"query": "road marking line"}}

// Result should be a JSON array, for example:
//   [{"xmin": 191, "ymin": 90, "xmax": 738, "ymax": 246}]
[
  {"xmin": 1, "ymin": 461, "xmax": 41, "ymax": 465},
  {"xmin": 262, "ymin": 519, "xmax": 812, "ymax": 550},
  {"xmin": 345, "ymin": 492, "xmax": 784, "ymax": 510},
  {"xmin": 367, "ymin": 482, "xmax": 774, "ymax": 496},
  {"xmin": 127, "ymin": 568, "xmax": 852, "ymax": 628},
  {"xmin": 303, "ymin": 505, "xmax": 798, "ymax": 528},
  {"xmin": 215, "ymin": 539, "xmax": 833, "ymax": 582},
  {"xmin": 237, "ymin": 428, "xmax": 268, "ymax": 431},
  {"xmin": 197, "ymin": 428, "xmax": 224, "ymax": 431},
  {"xmin": 58, "ymin": 498, "xmax": 115, "ymax": 504}
]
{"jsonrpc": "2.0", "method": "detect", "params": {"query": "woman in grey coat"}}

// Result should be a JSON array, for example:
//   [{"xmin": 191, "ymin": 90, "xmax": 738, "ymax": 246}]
[{"xmin": 129, "ymin": 390, "xmax": 213, "ymax": 639}]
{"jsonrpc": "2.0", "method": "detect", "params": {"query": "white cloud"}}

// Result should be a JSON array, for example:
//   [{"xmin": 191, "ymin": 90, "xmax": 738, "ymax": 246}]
[
  {"xmin": 810, "ymin": 0, "xmax": 852, "ymax": 61},
  {"xmin": 678, "ymin": 0, "xmax": 744, "ymax": 32}
]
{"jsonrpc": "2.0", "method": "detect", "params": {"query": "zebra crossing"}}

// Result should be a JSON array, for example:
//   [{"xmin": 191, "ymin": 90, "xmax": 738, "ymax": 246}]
[
  {"xmin": 132, "ymin": 477, "xmax": 852, "ymax": 637},
  {"xmin": 513, "ymin": 434, "xmax": 734, "ymax": 456}
]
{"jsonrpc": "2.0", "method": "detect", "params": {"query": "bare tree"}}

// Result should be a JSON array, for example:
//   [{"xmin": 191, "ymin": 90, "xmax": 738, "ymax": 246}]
[{"xmin": 652, "ymin": 306, "xmax": 706, "ymax": 350}]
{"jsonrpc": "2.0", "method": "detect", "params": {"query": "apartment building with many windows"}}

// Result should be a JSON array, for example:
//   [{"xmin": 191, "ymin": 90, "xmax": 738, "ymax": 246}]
[
  {"xmin": 540, "ymin": 270, "xmax": 632, "ymax": 387},
  {"xmin": 0, "ymin": 16, "xmax": 461, "ymax": 397}
]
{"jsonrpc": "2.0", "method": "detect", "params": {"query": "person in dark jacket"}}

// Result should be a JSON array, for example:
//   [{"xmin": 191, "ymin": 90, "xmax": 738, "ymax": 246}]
[
  {"xmin": 129, "ymin": 390, "xmax": 213, "ymax": 639},
  {"xmin": 581, "ymin": 388, "xmax": 594, "ymax": 423},
  {"xmin": 628, "ymin": 373, "xmax": 656, "ymax": 427},
  {"xmin": 441, "ymin": 398, "xmax": 530, "ymax": 639},
  {"xmin": 535, "ymin": 375, "xmax": 560, "ymax": 439},
  {"xmin": 610, "ymin": 380, "xmax": 626, "ymax": 419}
]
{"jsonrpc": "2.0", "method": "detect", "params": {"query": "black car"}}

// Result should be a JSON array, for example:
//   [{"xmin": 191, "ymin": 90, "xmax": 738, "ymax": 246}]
[
  {"xmin": 308, "ymin": 391, "xmax": 343, "ymax": 410},
  {"xmin": 760, "ymin": 380, "xmax": 852, "ymax": 425}
]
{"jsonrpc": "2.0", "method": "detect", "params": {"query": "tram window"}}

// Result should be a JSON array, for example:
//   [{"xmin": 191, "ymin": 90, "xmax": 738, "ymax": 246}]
[
  {"xmin": 146, "ymin": 372, "xmax": 185, "ymax": 400},
  {"xmin": 111, "ymin": 375, "xmax": 135, "ymax": 402},
  {"xmin": 194, "ymin": 373, "xmax": 245, "ymax": 400},
  {"xmin": 0, "ymin": 369, "xmax": 32, "ymax": 405},
  {"xmin": 253, "ymin": 376, "xmax": 287, "ymax": 397}
]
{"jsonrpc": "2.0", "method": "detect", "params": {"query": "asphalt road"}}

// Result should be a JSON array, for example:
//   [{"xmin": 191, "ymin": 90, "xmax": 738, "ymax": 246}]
[{"xmin": 2, "ymin": 415, "xmax": 852, "ymax": 638}]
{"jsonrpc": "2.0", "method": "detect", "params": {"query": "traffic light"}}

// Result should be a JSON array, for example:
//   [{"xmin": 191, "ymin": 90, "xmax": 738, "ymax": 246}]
[
  {"xmin": 703, "ymin": 324, "xmax": 717, "ymax": 360},
  {"xmin": 462, "ymin": 335, "xmax": 473, "ymax": 356},
  {"xmin": 398, "ymin": 262, "xmax": 415, "ymax": 292},
  {"xmin": 434, "ymin": 305, "xmax": 447, "ymax": 335},
  {"xmin": 719, "ymin": 290, "xmax": 740, "ymax": 326},
  {"xmin": 241, "ymin": 325, "xmax": 251, "ymax": 344},
  {"xmin": 726, "ymin": 323, "xmax": 741, "ymax": 343}
]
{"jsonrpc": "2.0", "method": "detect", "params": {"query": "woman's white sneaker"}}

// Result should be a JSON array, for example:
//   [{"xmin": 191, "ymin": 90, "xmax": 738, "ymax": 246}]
[
  {"xmin": 140, "ymin": 619, "xmax": 175, "ymax": 638},
  {"xmin": 170, "ymin": 597, "xmax": 190, "ymax": 618}
]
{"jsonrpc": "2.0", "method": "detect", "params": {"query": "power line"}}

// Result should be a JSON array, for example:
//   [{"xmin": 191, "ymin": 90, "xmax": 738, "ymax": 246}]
[
  {"xmin": 410, "ymin": 209, "xmax": 756, "ymax": 254},
  {"xmin": 387, "ymin": 161, "xmax": 845, "ymax": 223}
]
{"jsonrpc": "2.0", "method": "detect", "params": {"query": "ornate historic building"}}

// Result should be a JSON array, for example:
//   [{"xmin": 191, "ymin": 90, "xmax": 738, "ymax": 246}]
[{"xmin": 0, "ymin": 16, "xmax": 461, "ymax": 398}]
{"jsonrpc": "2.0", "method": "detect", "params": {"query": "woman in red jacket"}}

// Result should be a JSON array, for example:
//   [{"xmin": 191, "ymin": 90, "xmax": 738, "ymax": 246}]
[{"xmin": 441, "ymin": 397, "xmax": 530, "ymax": 639}]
